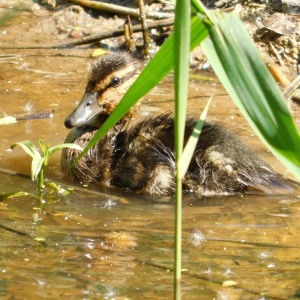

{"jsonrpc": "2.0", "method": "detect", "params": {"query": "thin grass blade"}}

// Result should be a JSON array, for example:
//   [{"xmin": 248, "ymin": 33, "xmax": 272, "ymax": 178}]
[
  {"xmin": 179, "ymin": 96, "xmax": 212, "ymax": 178},
  {"xmin": 39, "ymin": 139, "xmax": 46, "ymax": 154},
  {"xmin": 173, "ymin": 0, "xmax": 191, "ymax": 298}
]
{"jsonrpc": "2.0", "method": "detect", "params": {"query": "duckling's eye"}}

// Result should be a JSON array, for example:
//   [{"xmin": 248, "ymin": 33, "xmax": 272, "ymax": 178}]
[{"xmin": 110, "ymin": 77, "xmax": 121, "ymax": 87}]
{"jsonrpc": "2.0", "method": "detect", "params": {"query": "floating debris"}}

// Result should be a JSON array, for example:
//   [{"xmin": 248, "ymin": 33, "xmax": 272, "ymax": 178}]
[
  {"xmin": 0, "ymin": 116, "xmax": 17, "ymax": 125},
  {"xmin": 222, "ymin": 280, "xmax": 237, "ymax": 287},
  {"xmin": 91, "ymin": 48, "xmax": 108, "ymax": 58}
]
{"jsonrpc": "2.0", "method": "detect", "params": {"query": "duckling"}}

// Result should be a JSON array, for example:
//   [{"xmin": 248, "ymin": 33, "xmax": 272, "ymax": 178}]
[{"xmin": 61, "ymin": 52, "xmax": 299, "ymax": 197}]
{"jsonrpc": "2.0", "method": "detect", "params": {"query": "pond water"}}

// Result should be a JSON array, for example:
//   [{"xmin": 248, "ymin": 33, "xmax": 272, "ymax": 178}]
[{"xmin": 1, "ymin": 4, "xmax": 300, "ymax": 300}]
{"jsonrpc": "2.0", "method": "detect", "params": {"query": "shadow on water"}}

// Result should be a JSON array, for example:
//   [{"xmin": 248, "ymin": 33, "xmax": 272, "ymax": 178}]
[{"xmin": 0, "ymin": 3, "xmax": 300, "ymax": 300}]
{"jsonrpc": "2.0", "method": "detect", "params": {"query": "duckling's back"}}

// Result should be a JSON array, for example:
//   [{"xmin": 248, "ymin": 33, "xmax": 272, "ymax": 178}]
[{"xmin": 75, "ymin": 113, "xmax": 299, "ymax": 196}]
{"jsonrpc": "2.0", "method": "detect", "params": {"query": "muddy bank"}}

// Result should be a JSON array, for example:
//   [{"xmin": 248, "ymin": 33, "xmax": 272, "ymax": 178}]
[{"xmin": 0, "ymin": 0, "xmax": 299, "ymax": 79}]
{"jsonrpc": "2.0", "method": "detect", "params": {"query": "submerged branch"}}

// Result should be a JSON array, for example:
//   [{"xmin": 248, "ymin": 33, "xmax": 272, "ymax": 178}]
[
  {"xmin": 0, "ymin": 18, "xmax": 174, "ymax": 50},
  {"xmin": 0, "ymin": 222, "xmax": 32, "ymax": 237},
  {"xmin": 0, "ymin": 219, "xmax": 47, "ymax": 246},
  {"xmin": 16, "ymin": 108, "xmax": 55, "ymax": 120}
]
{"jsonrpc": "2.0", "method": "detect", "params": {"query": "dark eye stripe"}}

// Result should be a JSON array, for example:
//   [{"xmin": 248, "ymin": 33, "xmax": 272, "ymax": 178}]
[{"xmin": 88, "ymin": 69, "xmax": 138, "ymax": 94}]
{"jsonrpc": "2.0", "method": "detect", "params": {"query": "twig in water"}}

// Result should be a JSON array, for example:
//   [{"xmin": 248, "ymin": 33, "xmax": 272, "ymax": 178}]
[
  {"xmin": 0, "ymin": 18, "xmax": 174, "ymax": 50},
  {"xmin": 68, "ymin": 0, "xmax": 174, "ymax": 19},
  {"xmin": 124, "ymin": 16, "xmax": 136, "ymax": 52},
  {"xmin": 0, "ymin": 223, "xmax": 32, "ymax": 237},
  {"xmin": 138, "ymin": 0, "xmax": 150, "ymax": 56}
]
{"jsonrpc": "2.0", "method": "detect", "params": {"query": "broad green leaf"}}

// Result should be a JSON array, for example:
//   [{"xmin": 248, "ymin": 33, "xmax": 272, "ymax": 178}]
[
  {"xmin": 77, "ymin": 15, "xmax": 209, "ymax": 163},
  {"xmin": 31, "ymin": 157, "xmax": 45, "ymax": 180},
  {"xmin": 201, "ymin": 12, "xmax": 300, "ymax": 179},
  {"xmin": 11, "ymin": 140, "xmax": 41, "ymax": 160},
  {"xmin": 191, "ymin": 0, "xmax": 210, "ymax": 17},
  {"xmin": 47, "ymin": 143, "xmax": 82, "ymax": 158}
]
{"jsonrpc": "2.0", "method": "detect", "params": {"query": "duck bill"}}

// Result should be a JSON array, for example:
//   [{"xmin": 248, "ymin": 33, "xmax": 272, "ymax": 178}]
[{"xmin": 64, "ymin": 92, "xmax": 103, "ymax": 128}]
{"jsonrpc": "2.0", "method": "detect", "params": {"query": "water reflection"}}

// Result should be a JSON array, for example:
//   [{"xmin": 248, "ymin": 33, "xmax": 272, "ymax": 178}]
[{"xmin": 1, "ymin": 178, "xmax": 300, "ymax": 298}]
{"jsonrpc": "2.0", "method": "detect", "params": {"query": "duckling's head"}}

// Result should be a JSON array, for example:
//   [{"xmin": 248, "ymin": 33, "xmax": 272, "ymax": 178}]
[{"xmin": 64, "ymin": 52, "xmax": 141, "ymax": 129}]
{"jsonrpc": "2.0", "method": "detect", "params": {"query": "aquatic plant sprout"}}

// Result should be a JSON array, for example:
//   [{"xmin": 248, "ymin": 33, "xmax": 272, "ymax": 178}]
[{"xmin": 11, "ymin": 140, "xmax": 82, "ymax": 197}]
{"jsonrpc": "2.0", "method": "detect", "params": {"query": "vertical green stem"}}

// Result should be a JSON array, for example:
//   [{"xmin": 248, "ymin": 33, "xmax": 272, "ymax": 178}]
[
  {"xmin": 174, "ymin": 172, "xmax": 182, "ymax": 299},
  {"xmin": 37, "ymin": 168, "xmax": 44, "ymax": 197},
  {"xmin": 173, "ymin": 0, "xmax": 190, "ymax": 299}
]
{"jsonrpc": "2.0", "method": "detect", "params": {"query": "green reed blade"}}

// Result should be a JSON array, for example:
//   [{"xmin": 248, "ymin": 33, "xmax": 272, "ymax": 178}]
[
  {"xmin": 201, "ymin": 12, "xmax": 300, "ymax": 179},
  {"xmin": 173, "ymin": 0, "xmax": 191, "ymax": 298},
  {"xmin": 179, "ymin": 96, "xmax": 212, "ymax": 178}
]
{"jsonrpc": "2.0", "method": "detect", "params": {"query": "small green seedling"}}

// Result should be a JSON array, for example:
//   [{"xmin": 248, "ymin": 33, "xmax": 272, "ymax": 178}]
[{"xmin": 11, "ymin": 139, "xmax": 82, "ymax": 200}]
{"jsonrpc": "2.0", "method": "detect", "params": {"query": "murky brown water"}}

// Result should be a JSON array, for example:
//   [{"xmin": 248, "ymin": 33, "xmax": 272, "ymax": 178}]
[{"xmin": 1, "ymin": 4, "xmax": 300, "ymax": 300}]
